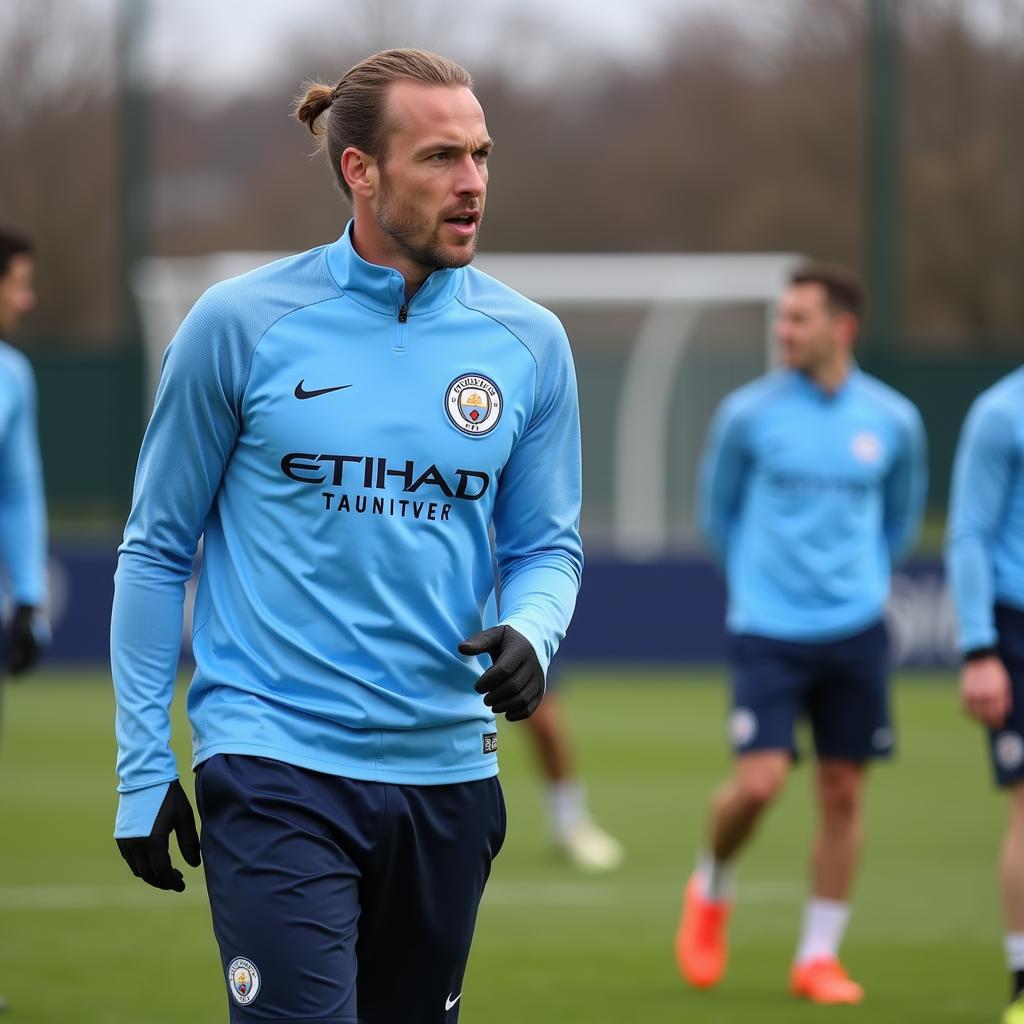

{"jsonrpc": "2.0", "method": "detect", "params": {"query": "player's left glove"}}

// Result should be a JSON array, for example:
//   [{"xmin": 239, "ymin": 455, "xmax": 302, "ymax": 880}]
[
  {"xmin": 459, "ymin": 625, "xmax": 545, "ymax": 722},
  {"xmin": 9, "ymin": 604, "xmax": 47, "ymax": 676}
]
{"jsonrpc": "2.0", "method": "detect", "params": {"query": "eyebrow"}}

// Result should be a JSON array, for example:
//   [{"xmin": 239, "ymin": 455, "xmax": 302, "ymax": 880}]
[{"xmin": 416, "ymin": 138, "xmax": 494, "ymax": 156}]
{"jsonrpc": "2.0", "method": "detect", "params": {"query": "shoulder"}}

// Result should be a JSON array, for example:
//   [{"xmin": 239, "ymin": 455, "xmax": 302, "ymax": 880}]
[
  {"xmin": 854, "ymin": 371, "xmax": 922, "ymax": 432},
  {"xmin": 973, "ymin": 367, "xmax": 1024, "ymax": 421},
  {"xmin": 0, "ymin": 339, "xmax": 35, "ymax": 391},
  {"xmin": 960, "ymin": 367, "xmax": 1024, "ymax": 440},
  {"xmin": 186, "ymin": 245, "xmax": 341, "ymax": 348},
  {"xmin": 717, "ymin": 369, "xmax": 790, "ymax": 425},
  {"xmin": 457, "ymin": 266, "xmax": 569, "ymax": 366}
]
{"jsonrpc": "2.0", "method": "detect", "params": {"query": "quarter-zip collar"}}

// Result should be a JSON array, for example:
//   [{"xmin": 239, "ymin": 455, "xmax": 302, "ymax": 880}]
[
  {"xmin": 325, "ymin": 220, "xmax": 465, "ymax": 317},
  {"xmin": 789, "ymin": 362, "xmax": 861, "ymax": 403}
]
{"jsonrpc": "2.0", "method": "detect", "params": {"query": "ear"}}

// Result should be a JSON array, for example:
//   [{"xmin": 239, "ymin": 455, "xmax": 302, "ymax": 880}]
[
  {"xmin": 836, "ymin": 311, "xmax": 859, "ymax": 349},
  {"xmin": 341, "ymin": 147, "xmax": 378, "ymax": 199}
]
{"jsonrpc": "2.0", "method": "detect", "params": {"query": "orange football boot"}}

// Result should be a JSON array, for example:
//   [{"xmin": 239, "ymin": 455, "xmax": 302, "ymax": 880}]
[
  {"xmin": 790, "ymin": 957, "xmax": 864, "ymax": 1004},
  {"xmin": 675, "ymin": 874, "xmax": 731, "ymax": 988}
]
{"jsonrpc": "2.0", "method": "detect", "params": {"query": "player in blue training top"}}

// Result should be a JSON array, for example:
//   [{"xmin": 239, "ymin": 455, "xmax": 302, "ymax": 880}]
[
  {"xmin": 947, "ymin": 367, "xmax": 1024, "ymax": 1024},
  {"xmin": 676, "ymin": 263, "xmax": 926, "ymax": 1006},
  {"xmin": 110, "ymin": 49, "xmax": 583, "ymax": 1024},
  {"xmin": 0, "ymin": 228, "xmax": 49, "ymax": 1014}
]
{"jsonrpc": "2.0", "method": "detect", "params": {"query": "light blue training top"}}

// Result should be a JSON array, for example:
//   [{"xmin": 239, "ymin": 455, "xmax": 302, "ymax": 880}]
[
  {"xmin": 0, "ymin": 340, "xmax": 46, "ymax": 608},
  {"xmin": 698, "ymin": 366, "xmax": 927, "ymax": 642},
  {"xmin": 946, "ymin": 366, "xmax": 1024, "ymax": 653},
  {"xmin": 112, "ymin": 223, "xmax": 583, "ymax": 836}
]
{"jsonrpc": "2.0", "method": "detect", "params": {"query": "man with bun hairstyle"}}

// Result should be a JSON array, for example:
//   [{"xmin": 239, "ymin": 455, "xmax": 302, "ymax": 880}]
[{"xmin": 111, "ymin": 49, "xmax": 583, "ymax": 1022}]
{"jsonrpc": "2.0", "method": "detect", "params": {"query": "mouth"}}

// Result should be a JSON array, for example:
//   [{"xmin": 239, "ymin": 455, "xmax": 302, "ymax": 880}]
[{"xmin": 443, "ymin": 211, "xmax": 480, "ymax": 237}]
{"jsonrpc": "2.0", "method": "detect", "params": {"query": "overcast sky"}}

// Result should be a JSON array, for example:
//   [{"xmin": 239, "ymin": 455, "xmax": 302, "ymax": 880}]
[
  {"xmin": 124, "ymin": 0, "xmax": 778, "ymax": 93},
  {"xmin": 13, "ymin": 0, "xmax": 1021, "ymax": 101}
]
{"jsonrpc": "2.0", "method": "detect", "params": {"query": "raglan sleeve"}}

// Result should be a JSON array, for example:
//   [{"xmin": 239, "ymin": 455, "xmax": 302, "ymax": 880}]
[
  {"xmin": 111, "ymin": 286, "xmax": 247, "ymax": 837},
  {"xmin": 946, "ymin": 398, "xmax": 1013, "ymax": 654},
  {"xmin": 883, "ymin": 400, "xmax": 928, "ymax": 565},
  {"xmin": 0, "ymin": 354, "xmax": 47, "ymax": 607},
  {"xmin": 491, "ymin": 318, "xmax": 583, "ymax": 676},
  {"xmin": 696, "ymin": 393, "xmax": 750, "ymax": 565}
]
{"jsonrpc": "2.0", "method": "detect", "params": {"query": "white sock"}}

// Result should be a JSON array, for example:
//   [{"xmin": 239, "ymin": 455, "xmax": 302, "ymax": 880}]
[
  {"xmin": 697, "ymin": 851, "xmax": 734, "ymax": 902},
  {"xmin": 795, "ymin": 898, "xmax": 850, "ymax": 965},
  {"xmin": 1005, "ymin": 933, "xmax": 1024, "ymax": 971},
  {"xmin": 548, "ymin": 781, "xmax": 586, "ymax": 839}
]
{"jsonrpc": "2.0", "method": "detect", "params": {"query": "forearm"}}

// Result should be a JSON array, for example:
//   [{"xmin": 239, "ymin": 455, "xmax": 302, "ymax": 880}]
[
  {"xmin": 947, "ymin": 534, "xmax": 997, "ymax": 652},
  {"xmin": 0, "ymin": 478, "xmax": 47, "ymax": 605},
  {"xmin": 111, "ymin": 553, "xmax": 190, "ymax": 796},
  {"xmin": 498, "ymin": 553, "xmax": 581, "ymax": 674}
]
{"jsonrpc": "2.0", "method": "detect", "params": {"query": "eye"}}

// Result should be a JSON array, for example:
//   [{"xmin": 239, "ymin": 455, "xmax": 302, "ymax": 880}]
[
  {"xmin": 430, "ymin": 151, "xmax": 451, "ymax": 162},
  {"xmin": 474, "ymin": 148, "xmax": 491, "ymax": 163}
]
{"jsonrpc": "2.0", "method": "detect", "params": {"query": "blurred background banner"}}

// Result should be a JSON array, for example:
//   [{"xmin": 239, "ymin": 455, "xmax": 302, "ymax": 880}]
[
  {"xmin": 0, "ymin": 0, "xmax": 1020, "ymax": 664},
  {"xmin": 41, "ymin": 547, "xmax": 955, "ymax": 667}
]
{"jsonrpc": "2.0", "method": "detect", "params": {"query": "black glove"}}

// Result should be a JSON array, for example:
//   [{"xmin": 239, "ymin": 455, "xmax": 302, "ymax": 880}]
[
  {"xmin": 9, "ymin": 604, "xmax": 44, "ymax": 676},
  {"xmin": 116, "ymin": 780, "xmax": 201, "ymax": 892},
  {"xmin": 459, "ymin": 625, "xmax": 545, "ymax": 722}
]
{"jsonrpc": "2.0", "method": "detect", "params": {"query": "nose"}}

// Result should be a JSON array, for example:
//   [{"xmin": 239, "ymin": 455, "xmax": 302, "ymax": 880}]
[{"xmin": 455, "ymin": 155, "xmax": 486, "ymax": 197}]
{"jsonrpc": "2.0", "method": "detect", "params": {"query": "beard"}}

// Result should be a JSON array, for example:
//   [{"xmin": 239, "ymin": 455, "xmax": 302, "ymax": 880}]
[{"xmin": 376, "ymin": 172, "xmax": 482, "ymax": 272}]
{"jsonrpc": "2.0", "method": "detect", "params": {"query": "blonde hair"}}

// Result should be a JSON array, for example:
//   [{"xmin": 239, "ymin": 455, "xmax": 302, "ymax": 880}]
[{"xmin": 295, "ymin": 48, "xmax": 473, "ymax": 200}]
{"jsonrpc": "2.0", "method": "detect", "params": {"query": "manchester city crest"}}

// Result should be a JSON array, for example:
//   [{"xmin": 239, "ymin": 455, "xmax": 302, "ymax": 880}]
[
  {"xmin": 227, "ymin": 957, "xmax": 260, "ymax": 1005},
  {"xmin": 851, "ymin": 431, "xmax": 883, "ymax": 464},
  {"xmin": 446, "ymin": 373, "xmax": 503, "ymax": 436}
]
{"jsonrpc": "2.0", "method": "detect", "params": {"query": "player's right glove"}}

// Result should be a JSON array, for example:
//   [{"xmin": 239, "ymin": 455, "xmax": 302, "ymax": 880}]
[
  {"xmin": 116, "ymin": 780, "xmax": 201, "ymax": 892},
  {"xmin": 9, "ymin": 604, "xmax": 47, "ymax": 676},
  {"xmin": 459, "ymin": 624, "xmax": 545, "ymax": 722}
]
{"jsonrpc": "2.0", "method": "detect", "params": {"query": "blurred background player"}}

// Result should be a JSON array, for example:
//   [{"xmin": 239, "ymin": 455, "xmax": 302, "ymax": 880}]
[
  {"xmin": 677, "ymin": 263, "xmax": 927, "ymax": 1005},
  {"xmin": 526, "ymin": 660, "xmax": 623, "ymax": 872},
  {"xmin": 0, "ymin": 227, "xmax": 49, "ymax": 1013},
  {"xmin": 946, "ymin": 366, "xmax": 1024, "ymax": 1024}
]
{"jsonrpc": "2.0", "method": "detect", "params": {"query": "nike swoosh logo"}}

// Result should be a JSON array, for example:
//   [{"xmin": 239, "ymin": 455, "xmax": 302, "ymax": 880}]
[
  {"xmin": 445, "ymin": 993, "xmax": 462, "ymax": 1011},
  {"xmin": 294, "ymin": 380, "xmax": 352, "ymax": 400}
]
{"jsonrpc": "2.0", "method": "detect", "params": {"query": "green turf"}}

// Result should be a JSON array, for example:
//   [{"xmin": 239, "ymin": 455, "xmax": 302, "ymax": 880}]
[{"xmin": 0, "ymin": 668, "xmax": 1009, "ymax": 1022}]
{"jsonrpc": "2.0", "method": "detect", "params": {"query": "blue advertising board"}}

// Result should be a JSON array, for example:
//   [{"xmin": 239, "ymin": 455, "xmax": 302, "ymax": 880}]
[{"xmin": 44, "ymin": 545, "xmax": 958, "ymax": 669}]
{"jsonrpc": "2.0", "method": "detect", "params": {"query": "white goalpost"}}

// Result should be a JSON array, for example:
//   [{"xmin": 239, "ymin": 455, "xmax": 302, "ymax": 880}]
[{"xmin": 135, "ymin": 249, "xmax": 801, "ymax": 556}]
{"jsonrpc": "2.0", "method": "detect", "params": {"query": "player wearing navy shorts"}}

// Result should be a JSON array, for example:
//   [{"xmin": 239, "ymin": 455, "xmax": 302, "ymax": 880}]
[
  {"xmin": 110, "ymin": 50, "xmax": 582, "ymax": 1023},
  {"xmin": 676, "ymin": 263, "xmax": 926, "ymax": 1004},
  {"xmin": 947, "ymin": 367, "xmax": 1024, "ymax": 1024}
]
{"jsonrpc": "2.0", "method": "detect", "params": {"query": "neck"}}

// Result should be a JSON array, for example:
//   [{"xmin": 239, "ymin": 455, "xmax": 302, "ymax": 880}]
[
  {"xmin": 806, "ymin": 353, "xmax": 852, "ymax": 394},
  {"xmin": 350, "ymin": 217, "xmax": 431, "ymax": 301}
]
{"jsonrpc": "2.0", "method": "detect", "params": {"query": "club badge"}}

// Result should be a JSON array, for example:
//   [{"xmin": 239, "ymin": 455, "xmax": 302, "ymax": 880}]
[
  {"xmin": 851, "ymin": 431, "xmax": 883, "ymax": 464},
  {"xmin": 227, "ymin": 957, "xmax": 260, "ymax": 1005},
  {"xmin": 446, "ymin": 374, "xmax": 503, "ymax": 436},
  {"xmin": 996, "ymin": 732, "xmax": 1024, "ymax": 771}
]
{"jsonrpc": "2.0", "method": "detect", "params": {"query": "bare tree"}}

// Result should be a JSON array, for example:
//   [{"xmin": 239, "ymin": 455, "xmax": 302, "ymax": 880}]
[{"xmin": 0, "ymin": 0, "xmax": 119, "ymax": 343}]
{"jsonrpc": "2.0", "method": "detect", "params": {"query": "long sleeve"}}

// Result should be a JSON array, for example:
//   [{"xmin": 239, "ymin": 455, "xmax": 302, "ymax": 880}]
[
  {"xmin": 112, "ymin": 287, "xmax": 249, "ymax": 835},
  {"xmin": 492, "ymin": 326, "xmax": 583, "ymax": 676},
  {"xmin": 883, "ymin": 403, "xmax": 928, "ymax": 565},
  {"xmin": 696, "ymin": 395, "xmax": 751, "ymax": 564},
  {"xmin": 0, "ymin": 354, "xmax": 46, "ymax": 605},
  {"xmin": 946, "ymin": 400, "xmax": 1015, "ymax": 653}
]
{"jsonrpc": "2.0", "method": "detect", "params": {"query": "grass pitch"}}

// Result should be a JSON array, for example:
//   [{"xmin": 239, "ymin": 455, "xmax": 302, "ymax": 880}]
[{"xmin": 0, "ymin": 668, "xmax": 1007, "ymax": 1022}]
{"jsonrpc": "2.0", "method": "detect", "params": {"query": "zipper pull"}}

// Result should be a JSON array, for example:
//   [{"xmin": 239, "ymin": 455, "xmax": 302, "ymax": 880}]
[{"xmin": 398, "ymin": 304, "xmax": 409, "ymax": 323}]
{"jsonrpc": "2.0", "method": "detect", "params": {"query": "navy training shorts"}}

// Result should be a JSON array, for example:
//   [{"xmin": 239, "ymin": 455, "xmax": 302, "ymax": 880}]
[
  {"xmin": 987, "ymin": 604, "xmax": 1024, "ymax": 787},
  {"xmin": 727, "ymin": 619, "xmax": 892, "ymax": 762},
  {"xmin": 195, "ymin": 753, "xmax": 506, "ymax": 1023}
]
